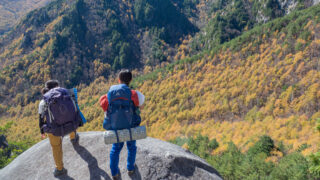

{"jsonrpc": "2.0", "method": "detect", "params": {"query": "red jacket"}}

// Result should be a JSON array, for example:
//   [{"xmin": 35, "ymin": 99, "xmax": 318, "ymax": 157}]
[{"xmin": 99, "ymin": 90, "xmax": 139, "ymax": 112}]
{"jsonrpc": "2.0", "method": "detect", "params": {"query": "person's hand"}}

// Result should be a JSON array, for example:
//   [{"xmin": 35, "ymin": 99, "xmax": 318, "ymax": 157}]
[
  {"xmin": 139, "ymin": 104, "xmax": 145, "ymax": 110},
  {"xmin": 41, "ymin": 134, "xmax": 46, "ymax": 139}
]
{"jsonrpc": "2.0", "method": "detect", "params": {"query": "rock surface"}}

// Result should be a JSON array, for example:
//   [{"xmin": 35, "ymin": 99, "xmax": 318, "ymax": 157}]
[{"xmin": 0, "ymin": 132, "xmax": 222, "ymax": 180}]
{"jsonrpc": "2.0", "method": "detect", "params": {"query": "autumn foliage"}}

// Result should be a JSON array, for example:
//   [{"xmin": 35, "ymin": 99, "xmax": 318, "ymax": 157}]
[{"xmin": 0, "ymin": 2, "xmax": 320, "ymax": 171}]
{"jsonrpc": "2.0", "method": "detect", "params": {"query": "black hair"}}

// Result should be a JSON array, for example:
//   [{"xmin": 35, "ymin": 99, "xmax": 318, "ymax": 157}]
[
  {"xmin": 45, "ymin": 80, "xmax": 59, "ymax": 90},
  {"xmin": 41, "ymin": 87, "xmax": 49, "ymax": 95},
  {"xmin": 118, "ymin": 69, "xmax": 132, "ymax": 86}
]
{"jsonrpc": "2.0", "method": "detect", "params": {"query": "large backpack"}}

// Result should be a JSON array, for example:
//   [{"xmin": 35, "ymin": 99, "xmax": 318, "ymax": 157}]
[
  {"xmin": 104, "ymin": 84, "xmax": 141, "ymax": 142},
  {"xmin": 43, "ymin": 87, "xmax": 81, "ymax": 136},
  {"xmin": 105, "ymin": 84, "xmax": 135, "ymax": 130}
]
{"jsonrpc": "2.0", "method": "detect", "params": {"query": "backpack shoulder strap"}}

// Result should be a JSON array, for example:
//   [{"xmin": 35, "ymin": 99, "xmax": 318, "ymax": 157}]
[
  {"xmin": 107, "ymin": 91, "xmax": 111, "ymax": 105},
  {"xmin": 68, "ymin": 88, "xmax": 78, "ymax": 112}
]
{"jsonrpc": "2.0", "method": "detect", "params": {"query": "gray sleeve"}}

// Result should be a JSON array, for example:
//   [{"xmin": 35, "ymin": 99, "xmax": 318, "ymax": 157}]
[
  {"xmin": 38, "ymin": 100, "xmax": 46, "ymax": 115},
  {"xmin": 136, "ymin": 91, "xmax": 145, "ymax": 106}
]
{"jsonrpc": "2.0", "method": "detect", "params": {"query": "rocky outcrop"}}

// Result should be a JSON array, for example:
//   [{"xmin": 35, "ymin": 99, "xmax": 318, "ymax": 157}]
[
  {"xmin": 0, "ymin": 132, "xmax": 222, "ymax": 180},
  {"xmin": 279, "ymin": 0, "xmax": 320, "ymax": 14}
]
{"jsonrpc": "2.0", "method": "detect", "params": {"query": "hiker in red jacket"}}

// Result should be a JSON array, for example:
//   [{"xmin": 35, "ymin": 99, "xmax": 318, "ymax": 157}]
[{"xmin": 99, "ymin": 69, "xmax": 145, "ymax": 180}]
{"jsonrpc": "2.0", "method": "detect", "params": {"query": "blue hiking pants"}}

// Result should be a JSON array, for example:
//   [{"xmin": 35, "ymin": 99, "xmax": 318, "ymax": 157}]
[{"xmin": 110, "ymin": 140, "xmax": 136, "ymax": 176}]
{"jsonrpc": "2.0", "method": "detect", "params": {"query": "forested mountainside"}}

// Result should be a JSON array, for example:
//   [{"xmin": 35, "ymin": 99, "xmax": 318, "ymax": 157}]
[
  {"xmin": 1, "ymin": 0, "xmax": 320, "ymax": 177},
  {"xmin": 0, "ymin": 0, "xmax": 199, "ymax": 105},
  {"xmin": 80, "ymin": 4, "xmax": 320, "ymax": 155},
  {"xmin": 1, "ymin": 0, "xmax": 319, "ymax": 107},
  {"xmin": 190, "ymin": 0, "xmax": 320, "ymax": 53},
  {"xmin": 1, "ymin": 3, "xmax": 320, "ymax": 155},
  {"xmin": 0, "ymin": 0, "xmax": 52, "ymax": 35}
]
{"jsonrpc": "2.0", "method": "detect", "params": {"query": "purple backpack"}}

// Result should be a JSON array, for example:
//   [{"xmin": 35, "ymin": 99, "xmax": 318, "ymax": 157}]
[{"xmin": 43, "ymin": 87, "xmax": 81, "ymax": 136}]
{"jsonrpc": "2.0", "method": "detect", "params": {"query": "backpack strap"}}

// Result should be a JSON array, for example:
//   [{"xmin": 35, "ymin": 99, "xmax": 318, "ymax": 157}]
[
  {"xmin": 47, "ymin": 103, "xmax": 54, "ymax": 123},
  {"xmin": 71, "ymin": 99, "xmax": 78, "ymax": 113},
  {"xmin": 114, "ymin": 130, "xmax": 120, "ymax": 143},
  {"xmin": 128, "ymin": 128, "xmax": 133, "ymax": 141},
  {"xmin": 68, "ymin": 88, "xmax": 78, "ymax": 113}
]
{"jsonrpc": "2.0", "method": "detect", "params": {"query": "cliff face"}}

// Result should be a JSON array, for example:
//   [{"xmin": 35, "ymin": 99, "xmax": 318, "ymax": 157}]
[
  {"xmin": 0, "ymin": 132, "xmax": 222, "ymax": 180},
  {"xmin": 279, "ymin": 0, "xmax": 320, "ymax": 14}
]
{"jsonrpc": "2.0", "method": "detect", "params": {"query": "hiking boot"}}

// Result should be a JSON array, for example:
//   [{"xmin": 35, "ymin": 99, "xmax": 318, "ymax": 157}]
[
  {"xmin": 127, "ymin": 169, "xmax": 135, "ymax": 176},
  {"xmin": 53, "ymin": 168, "xmax": 67, "ymax": 177},
  {"xmin": 112, "ymin": 173, "xmax": 120, "ymax": 180},
  {"xmin": 71, "ymin": 133, "xmax": 79, "ymax": 144}
]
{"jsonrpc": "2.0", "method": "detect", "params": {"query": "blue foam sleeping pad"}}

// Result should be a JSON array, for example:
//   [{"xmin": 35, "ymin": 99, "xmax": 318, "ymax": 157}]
[{"xmin": 73, "ymin": 88, "xmax": 87, "ymax": 124}]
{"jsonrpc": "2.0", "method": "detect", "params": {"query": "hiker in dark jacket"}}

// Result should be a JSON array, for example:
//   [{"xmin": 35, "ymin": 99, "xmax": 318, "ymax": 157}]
[
  {"xmin": 99, "ymin": 70, "xmax": 145, "ymax": 179},
  {"xmin": 38, "ymin": 80, "xmax": 80, "ymax": 177}
]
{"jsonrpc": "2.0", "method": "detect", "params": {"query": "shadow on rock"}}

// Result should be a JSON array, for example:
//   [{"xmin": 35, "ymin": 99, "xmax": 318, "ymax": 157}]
[
  {"xmin": 170, "ymin": 157, "xmax": 222, "ymax": 178},
  {"xmin": 128, "ymin": 164, "xmax": 142, "ymax": 180},
  {"xmin": 56, "ymin": 174, "xmax": 75, "ymax": 180},
  {"xmin": 72, "ymin": 143, "xmax": 111, "ymax": 180}
]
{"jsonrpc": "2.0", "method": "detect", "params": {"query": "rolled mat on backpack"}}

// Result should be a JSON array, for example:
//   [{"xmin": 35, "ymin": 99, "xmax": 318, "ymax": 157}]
[
  {"xmin": 104, "ymin": 126, "xmax": 147, "ymax": 144},
  {"xmin": 70, "ymin": 88, "xmax": 88, "ymax": 124}
]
